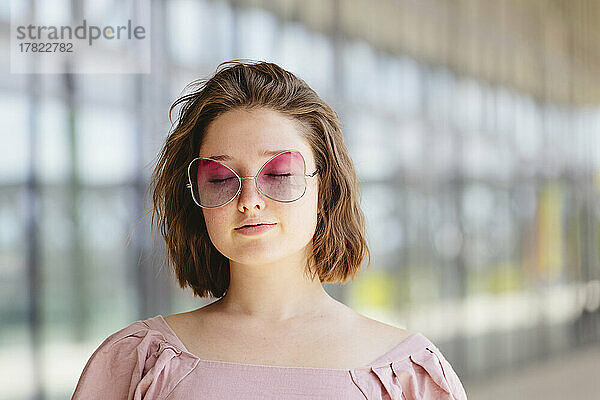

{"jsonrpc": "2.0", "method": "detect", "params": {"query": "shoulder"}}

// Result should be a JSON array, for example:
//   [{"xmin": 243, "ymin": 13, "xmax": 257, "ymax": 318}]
[
  {"xmin": 88, "ymin": 316, "xmax": 172, "ymax": 355},
  {"xmin": 72, "ymin": 316, "xmax": 196, "ymax": 399},
  {"xmin": 319, "ymin": 304, "xmax": 417, "ymax": 368},
  {"xmin": 349, "ymin": 325, "xmax": 468, "ymax": 399},
  {"xmin": 349, "ymin": 309, "xmax": 416, "ymax": 350},
  {"xmin": 163, "ymin": 311, "xmax": 194, "ymax": 333},
  {"xmin": 346, "ymin": 309, "xmax": 467, "ymax": 398},
  {"xmin": 353, "ymin": 340, "xmax": 468, "ymax": 400}
]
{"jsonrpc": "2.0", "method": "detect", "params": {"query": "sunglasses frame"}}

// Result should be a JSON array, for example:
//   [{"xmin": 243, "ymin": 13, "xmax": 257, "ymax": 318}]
[{"xmin": 186, "ymin": 150, "xmax": 319, "ymax": 209}]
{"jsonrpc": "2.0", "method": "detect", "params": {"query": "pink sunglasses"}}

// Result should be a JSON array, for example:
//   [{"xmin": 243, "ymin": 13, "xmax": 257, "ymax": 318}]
[{"xmin": 186, "ymin": 150, "xmax": 319, "ymax": 208}]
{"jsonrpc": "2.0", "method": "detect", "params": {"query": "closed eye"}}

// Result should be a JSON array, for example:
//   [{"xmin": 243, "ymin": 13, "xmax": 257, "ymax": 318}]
[{"xmin": 209, "ymin": 177, "xmax": 235, "ymax": 183}]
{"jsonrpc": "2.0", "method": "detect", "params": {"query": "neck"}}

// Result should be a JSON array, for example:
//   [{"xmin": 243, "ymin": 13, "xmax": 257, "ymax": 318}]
[{"xmin": 214, "ymin": 252, "xmax": 335, "ymax": 322}]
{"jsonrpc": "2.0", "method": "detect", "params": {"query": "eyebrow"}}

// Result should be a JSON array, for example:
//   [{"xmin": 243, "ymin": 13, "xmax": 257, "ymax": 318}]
[{"xmin": 204, "ymin": 149, "xmax": 291, "ymax": 161}]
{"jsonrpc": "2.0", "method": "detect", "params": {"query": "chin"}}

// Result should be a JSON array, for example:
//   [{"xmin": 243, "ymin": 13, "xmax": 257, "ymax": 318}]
[
  {"xmin": 229, "ymin": 253, "xmax": 284, "ymax": 267},
  {"xmin": 222, "ymin": 241, "xmax": 285, "ymax": 264}
]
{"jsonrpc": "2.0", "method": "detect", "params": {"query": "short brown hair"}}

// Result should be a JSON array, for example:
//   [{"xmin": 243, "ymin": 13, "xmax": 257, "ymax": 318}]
[{"xmin": 149, "ymin": 60, "xmax": 370, "ymax": 298}]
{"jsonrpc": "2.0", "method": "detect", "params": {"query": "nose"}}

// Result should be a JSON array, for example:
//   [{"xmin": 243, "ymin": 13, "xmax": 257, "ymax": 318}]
[{"xmin": 236, "ymin": 177, "xmax": 265, "ymax": 212}]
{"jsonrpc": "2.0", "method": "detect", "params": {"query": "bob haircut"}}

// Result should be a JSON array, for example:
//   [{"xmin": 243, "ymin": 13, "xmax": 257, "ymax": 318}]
[{"xmin": 149, "ymin": 60, "xmax": 370, "ymax": 298}]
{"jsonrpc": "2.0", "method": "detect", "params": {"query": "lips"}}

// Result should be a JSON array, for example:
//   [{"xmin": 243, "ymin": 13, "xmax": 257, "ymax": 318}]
[
  {"xmin": 234, "ymin": 223, "xmax": 277, "ymax": 235},
  {"xmin": 235, "ymin": 222, "xmax": 276, "ymax": 230}
]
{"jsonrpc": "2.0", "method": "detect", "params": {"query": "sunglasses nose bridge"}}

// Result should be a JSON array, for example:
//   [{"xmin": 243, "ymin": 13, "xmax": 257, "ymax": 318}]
[
  {"xmin": 238, "ymin": 176, "xmax": 261, "ymax": 194},
  {"xmin": 238, "ymin": 176, "xmax": 260, "ymax": 194}
]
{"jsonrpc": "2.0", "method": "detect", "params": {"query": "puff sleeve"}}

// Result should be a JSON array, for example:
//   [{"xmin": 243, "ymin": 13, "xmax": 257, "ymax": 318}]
[
  {"xmin": 351, "ymin": 341, "xmax": 468, "ymax": 400},
  {"xmin": 71, "ymin": 321, "xmax": 198, "ymax": 400}
]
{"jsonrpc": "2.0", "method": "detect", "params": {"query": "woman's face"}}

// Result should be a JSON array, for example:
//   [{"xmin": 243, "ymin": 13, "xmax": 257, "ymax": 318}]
[{"xmin": 198, "ymin": 108, "xmax": 319, "ymax": 267}]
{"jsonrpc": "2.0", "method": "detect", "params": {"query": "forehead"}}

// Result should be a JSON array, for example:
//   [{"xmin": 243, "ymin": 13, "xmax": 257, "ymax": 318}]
[{"xmin": 199, "ymin": 108, "xmax": 313, "ymax": 162}]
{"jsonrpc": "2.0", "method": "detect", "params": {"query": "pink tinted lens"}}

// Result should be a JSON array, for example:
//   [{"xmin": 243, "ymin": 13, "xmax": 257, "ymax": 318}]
[
  {"xmin": 194, "ymin": 159, "xmax": 239, "ymax": 207},
  {"xmin": 257, "ymin": 151, "xmax": 306, "ymax": 201}
]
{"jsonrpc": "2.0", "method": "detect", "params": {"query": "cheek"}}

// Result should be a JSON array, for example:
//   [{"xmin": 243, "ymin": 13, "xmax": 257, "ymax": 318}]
[
  {"xmin": 202, "ymin": 209, "xmax": 228, "ymax": 243},
  {"xmin": 201, "ymin": 209, "xmax": 213, "ymax": 230},
  {"xmin": 289, "ymin": 185, "xmax": 318, "ymax": 233}
]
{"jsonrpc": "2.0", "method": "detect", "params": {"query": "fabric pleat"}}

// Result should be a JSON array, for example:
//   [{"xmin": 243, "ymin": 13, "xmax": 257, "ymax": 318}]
[
  {"xmin": 353, "ymin": 346, "xmax": 467, "ymax": 400},
  {"xmin": 72, "ymin": 323, "xmax": 199, "ymax": 400}
]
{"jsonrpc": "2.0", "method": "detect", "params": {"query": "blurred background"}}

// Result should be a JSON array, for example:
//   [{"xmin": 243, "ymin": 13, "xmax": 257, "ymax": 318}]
[{"xmin": 1, "ymin": 0, "xmax": 600, "ymax": 399}]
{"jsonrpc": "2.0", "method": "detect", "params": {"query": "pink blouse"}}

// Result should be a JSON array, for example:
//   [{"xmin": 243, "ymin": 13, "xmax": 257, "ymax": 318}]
[{"xmin": 71, "ymin": 315, "xmax": 467, "ymax": 399}]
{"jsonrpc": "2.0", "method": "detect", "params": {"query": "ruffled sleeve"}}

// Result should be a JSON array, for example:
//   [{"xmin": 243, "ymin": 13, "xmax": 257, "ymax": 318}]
[
  {"xmin": 351, "ymin": 336, "xmax": 468, "ymax": 400},
  {"xmin": 71, "ymin": 320, "xmax": 199, "ymax": 400}
]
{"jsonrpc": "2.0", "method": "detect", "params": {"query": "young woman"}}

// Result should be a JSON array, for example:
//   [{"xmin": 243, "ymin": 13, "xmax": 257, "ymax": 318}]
[{"xmin": 72, "ymin": 60, "xmax": 467, "ymax": 399}]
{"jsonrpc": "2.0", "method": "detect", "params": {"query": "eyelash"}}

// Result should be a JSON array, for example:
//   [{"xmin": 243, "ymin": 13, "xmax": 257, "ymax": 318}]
[
  {"xmin": 209, "ymin": 178, "xmax": 234, "ymax": 183},
  {"xmin": 209, "ymin": 173, "xmax": 292, "ymax": 183}
]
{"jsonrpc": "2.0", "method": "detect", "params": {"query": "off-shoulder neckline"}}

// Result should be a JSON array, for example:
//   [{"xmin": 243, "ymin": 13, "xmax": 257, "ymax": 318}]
[{"xmin": 141, "ymin": 314, "xmax": 430, "ymax": 375}]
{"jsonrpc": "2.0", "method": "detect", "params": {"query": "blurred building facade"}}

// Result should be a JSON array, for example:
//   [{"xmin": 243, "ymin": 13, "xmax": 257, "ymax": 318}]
[{"xmin": 0, "ymin": 0, "xmax": 599, "ymax": 399}]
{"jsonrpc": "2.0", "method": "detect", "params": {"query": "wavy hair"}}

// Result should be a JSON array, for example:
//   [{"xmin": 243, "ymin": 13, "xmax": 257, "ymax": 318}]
[{"xmin": 148, "ymin": 60, "xmax": 370, "ymax": 298}]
